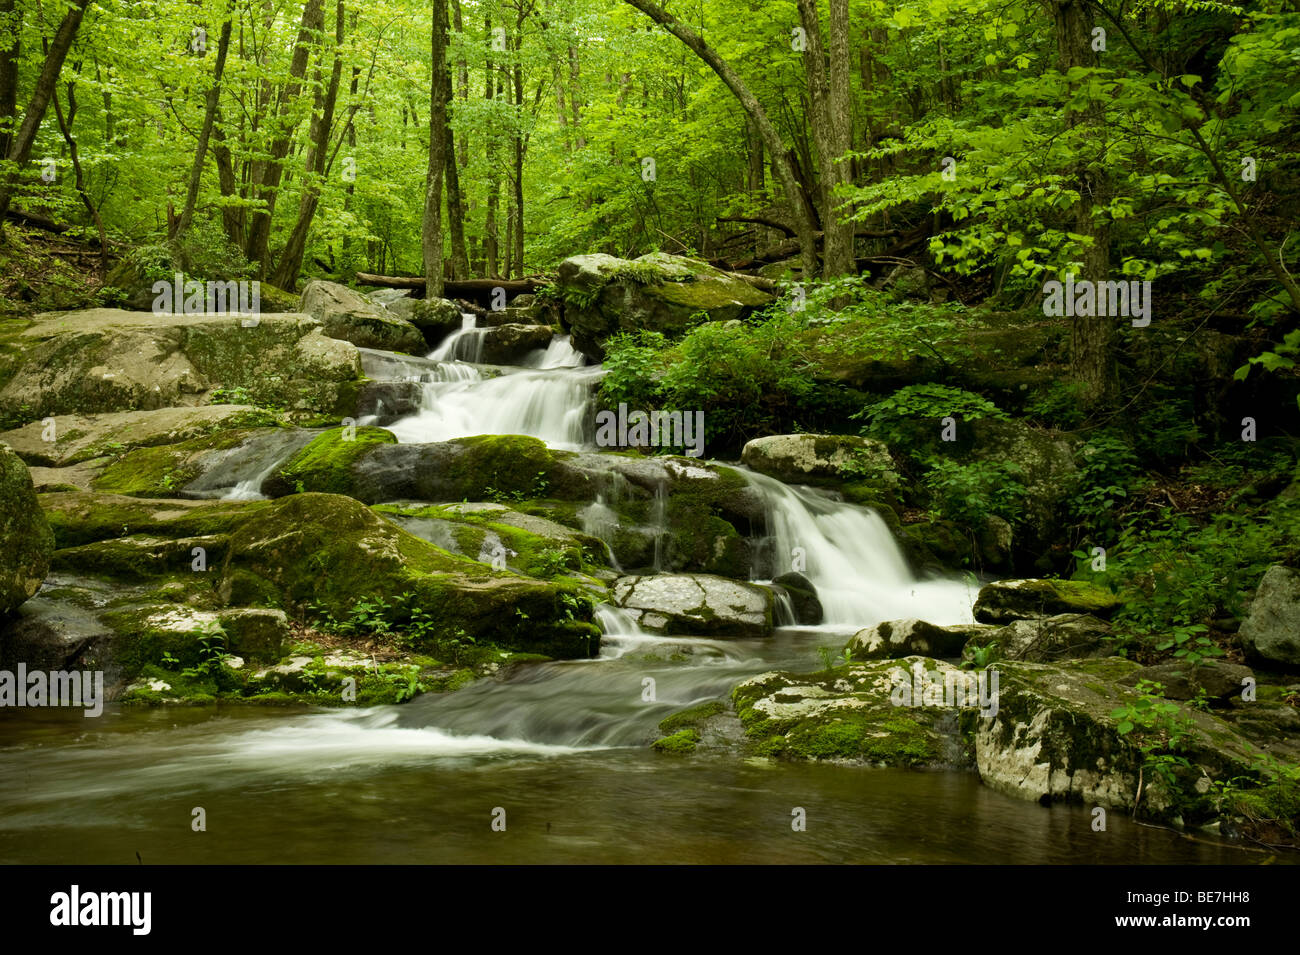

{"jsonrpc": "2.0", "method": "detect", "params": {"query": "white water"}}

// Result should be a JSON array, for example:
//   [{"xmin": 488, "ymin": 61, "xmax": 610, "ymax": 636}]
[
  {"xmin": 743, "ymin": 469, "xmax": 977, "ymax": 629},
  {"xmin": 430, "ymin": 313, "xmax": 486, "ymax": 362}
]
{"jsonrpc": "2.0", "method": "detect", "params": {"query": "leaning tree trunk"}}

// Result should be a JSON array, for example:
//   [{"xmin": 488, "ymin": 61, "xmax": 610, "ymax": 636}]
[
  {"xmin": 174, "ymin": 2, "xmax": 234, "ymax": 248},
  {"xmin": 0, "ymin": 0, "xmax": 93, "ymax": 231},
  {"xmin": 422, "ymin": 0, "xmax": 450, "ymax": 296},
  {"xmin": 271, "ymin": 0, "xmax": 346, "ymax": 289},
  {"xmin": 0, "ymin": 0, "xmax": 19, "ymax": 159},
  {"xmin": 622, "ymin": 0, "xmax": 820, "ymax": 278}
]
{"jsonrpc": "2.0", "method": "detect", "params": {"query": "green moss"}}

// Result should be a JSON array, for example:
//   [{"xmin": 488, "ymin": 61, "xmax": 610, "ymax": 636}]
[
  {"xmin": 269, "ymin": 426, "xmax": 396, "ymax": 495},
  {"xmin": 658, "ymin": 700, "xmax": 725, "ymax": 734},
  {"xmin": 93, "ymin": 429, "xmax": 260, "ymax": 496},
  {"xmin": 651, "ymin": 728, "xmax": 699, "ymax": 754}
]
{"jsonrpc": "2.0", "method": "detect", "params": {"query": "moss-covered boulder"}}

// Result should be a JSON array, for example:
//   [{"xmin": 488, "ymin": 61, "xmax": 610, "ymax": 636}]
[
  {"xmin": 611, "ymin": 573, "xmax": 772, "ymax": 638},
  {"xmin": 301, "ymin": 280, "xmax": 426, "ymax": 354},
  {"xmin": 973, "ymin": 578, "xmax": 1122, "ymax": 623},
  {"xmin": 740, "ymin": 433, "xmax": 900, "ymax": 502},
  {"xmin": 0, "ymin": 405, "xmax": 282, "ymax": 467},
  {"xmin": 384, "ymin": 294, "xmax": 463, "ymax": 345},
  {"xmin": 0, "ymin": 445, "xmax": 54, "ymax": 614},
  {"xmin": 555, "ymin": 252, "xmax": 773, "ymax": 360},
  {"xmin": 963, "ymin": 613, "xmax": 1112, "ymax": 663},
  {"xmin": 731, "ymin": 657, "xmax": 984, "ymax": 766},
  {"xmin": 1119, "ymin": 659, "xmax": 1255, "ymax": 704},
  {"xmin": 771, "ymin": 571, "xmax": 823, "ymax": 625},
  {"xmin": 218, "ymin": 493, "xmax": 599, "ymax": 658},
  {"xmin": 0, "ymin": 309, "xmax": 364, "ymax": 421},
  {"xmin": 261, "ymin": 426, "xmax": 397, "ymax": 497}
]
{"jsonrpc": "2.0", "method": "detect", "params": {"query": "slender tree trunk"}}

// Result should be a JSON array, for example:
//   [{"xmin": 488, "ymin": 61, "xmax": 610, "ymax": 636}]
[
  {"xmin": 1055, "ymin": 0, "xmax": 1113, "ymax": 406},
  {"xmin": 271, "ymin": 0, "xmax": 345, "ymax": 289},
  {"xmin": 796, "ymin": 0, "xmax": 852, "ymax": 277},
  {"xmin": 511, "ymin": 34, "xmax": 524, "ymax": 279},
  {"xmin": 484, "ymin": 16, "xmax": 499, "ymax": 278},
  {"xmin": 453, "ymin": 0, "xmax": 468, "ymax": 169},
  {"xmin": 443, "ymin": 23, "xmax": 468, "ymax": 280},
  {"xmin": 568, "ymin": 44, "xmax": 584, "ymax": 149},
  {"xmin": 622, "ymin": 0, "xmax": 820, "ymax": 277},
  {"xmin": 0, "ymin": 0, "xmax": 19, "ymax": 159},
  {"xmin": 244, "ymin": 0, "xmax": 324, "ymax": 277},
  {"xmin": 422, "ymin": 0, "xmax": 450, "ymax": 296},
  {"xmin": 0, "ymin": 0, "xmax": 93, "ymax": 231},
  {"xmin": 175, "ymin": 2, "xmax": 234, "ymax": 247},
  {"xmin": 50, "ymin": 79, "xmax": 107, "ymax": 270}
]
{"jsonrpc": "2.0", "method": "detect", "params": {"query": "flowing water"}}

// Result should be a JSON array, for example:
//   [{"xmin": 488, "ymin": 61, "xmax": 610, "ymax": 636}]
[{"xmin": 0, "ymin": 326, "xmax": 1275, "ymax": 864}]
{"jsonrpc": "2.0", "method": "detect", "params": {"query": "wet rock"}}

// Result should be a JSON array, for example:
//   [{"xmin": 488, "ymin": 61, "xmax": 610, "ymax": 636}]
[
  {"xmin": 612, "ymin": 573, "xmax": 772, "ymax": 638},
  {"xmin": 384, "ymin": 295, "xmax": 464, "ymax": 345},
  {"xmin": 771, "ymin": 571, "xmax": 822, "ymax": 625},
  {"xmin": 967, "ymin": 613, "xmax": 1112, "ymax": 663},
  {"xmin": 1120, "ymin": 660, "xmax": 1255, "ymax": 704},
  {"xmin": 740, "ymin": 434, "xmax": 899, "ymax": 501},
  {"xmin": 474, "ymin": 324, "xmax": 555, "ymax": 364}
]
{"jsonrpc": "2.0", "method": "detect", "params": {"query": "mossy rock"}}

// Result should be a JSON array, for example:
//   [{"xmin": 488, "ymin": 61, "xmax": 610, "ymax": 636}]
[
  {"xmin": 261, "ymin": 425, "xmax": 397, "ymax": 497},
  {"xmin": 651, "ymin": 728, "xmax": 700, "ymax": 754},
  {"xmin": 0, "ymin": 445, "xmax": 53, "ymax": 614},
  {"xmin": 973, "ymin": 578, "xmax": 1122, "ymax": 623},
  {"xmin": 92, "ymin": 427, "xmax": 271, "ymax": 496}
]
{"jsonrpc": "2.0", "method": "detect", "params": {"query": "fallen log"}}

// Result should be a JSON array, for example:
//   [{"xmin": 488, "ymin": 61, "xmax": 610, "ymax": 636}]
[{"xmin": 354, "ymin": 272, "xmax": 549, "ymax": 298}]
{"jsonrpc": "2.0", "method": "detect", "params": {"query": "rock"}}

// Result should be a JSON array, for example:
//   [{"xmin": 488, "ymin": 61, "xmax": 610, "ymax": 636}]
[
  {"xmin": 260, "ymin": 426, "xmax": 397, "ymax": 498},
  {"xmin": 731, "ymin": 657, "xmax": 985, "ymax": 766},
  {"xmin": 967, "ymin": 418, "xmax": 1078, "ymax": 555},
  {"xmin": 354, "ymin": 381, "xmax": 424, "ymax": 425},
  {"xmin": 218, "ymin": 493, "xmax": 600, "ymax": 658},
  {"xmin": 612, "ymin": 573, "xmax": 773, "ymax": 638},
  {"xmin": 967, "ymin": 613, "xmax": 1111, "ymax": 663},
  {"xmin": 0, "ymin": 405, "xmax": 280, "ymax": 467},
  {"xmin": 300, "ymin": 280, "xmax": 427, "ymax": 354},
  {"xmin": 385, "ymin": 295, "xmax": 463, "ymax": 344},
  {"xmin": 555, "ymin": 252, "xmax": 773, "ymax": 360},
  {"xmin": 771, "ymin": 571, "xmax": 822, "ymax": 625},
  {"xmin": 0, "ymin": 309, "xmax": 364, "ymax": 419},
  {"xmin": 474, "ymin": 324, "xmax": 555, "ymax": 364},
  {"xmin": 0, "ymin": 586, "xmax": 117, "ymax": 683},
  {"xmin": 217, "ymin": 608, "xmax": 290, "ymax": 662},
  {"xmin": 848, "ymin": 618, "xmax": 993, "ymax": 659},
  {"xmin": 973, "ymin": 578, "xmax": 1121, "ymax": 623},
  {"xmin": 1120, "ymin": 660, "xmax": 1255, "ymax": 703},
  {"xmin": 740, "ymin": 434, "xmax": 899, "ymax": 499},
  {"xmin": 1239, "ymin": 565, "xmax": 1300, "ymax": 668},
  {"xmin": 0, "ymin": 446, "xmax": 54, "ymax": 614}
]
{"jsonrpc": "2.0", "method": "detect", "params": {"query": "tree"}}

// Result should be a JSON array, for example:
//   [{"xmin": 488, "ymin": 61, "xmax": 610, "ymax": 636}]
[
  {"xmin": 423, "ymin": 0, "xmax": 450, "ymax": 295},
  {"xmin": 174, "ymin": 0, "xmax": 235, "ymax": 250}
]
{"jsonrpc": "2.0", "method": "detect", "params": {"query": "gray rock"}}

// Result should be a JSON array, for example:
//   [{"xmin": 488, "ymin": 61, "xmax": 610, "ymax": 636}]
[
  {"xmin": 1120, "ymin": 660, "xmax": 1255, "ymax": 703},
  {"xmin": 973, "ymin": 613, "xmax": 1112, "ymax": 663},
  {"xmin": 740, "ymin": 434, "xmax": 899, "ymax": 494},
  {"xmin": 301, "ymin": 280, "xmax": 426, "ymax": 354},
  {"xmin": 771, "ymin": 571, "xmax": 822, "ymax": 625},
  {"xmin": 1239, "ymin": 565, "xmax": 1300, "ymax": 668},
  {"xmin": 848, "ymin": 618, "xmax": 993, "ymax": 659},
  {"xmin": 612, "ymin": 573, "xmax": 772, "ymax": 638},
  {"xmin": 218, "ymin": 608, "xmax": 289, "ymax": 662}
]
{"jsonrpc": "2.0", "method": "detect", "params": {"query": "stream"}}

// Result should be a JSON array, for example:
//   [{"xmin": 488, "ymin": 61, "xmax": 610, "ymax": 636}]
[{"xmin": 0, "ymin": 316, "xmax": 1274, "ymax": 864}]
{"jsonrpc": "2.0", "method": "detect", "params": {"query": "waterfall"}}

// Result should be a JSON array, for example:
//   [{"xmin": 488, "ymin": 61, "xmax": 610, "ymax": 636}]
[
  {"xmin": 742, "ymin": 469, "xmax": 977, "ymax": 628},
  {"xmin": 181, "ymin": 429, "xmax": 318, "ymax": 501},
  {"xmin": 430, "ymin": 313, "xmax": 486, "ymax": 363}
]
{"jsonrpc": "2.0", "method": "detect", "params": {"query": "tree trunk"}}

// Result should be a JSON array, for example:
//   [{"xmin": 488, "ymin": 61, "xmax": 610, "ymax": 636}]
[
  {"xmin": 484, "ymin": 16, "xmax": 499, "ymax": 278},
  {"xmin": 797, "ymin": 0, "xmax": 853, "ymax": 277},
  {"xmin": 243, "ymin": 0, "xmax": 324, "ymax": 277},
  {"xmin": 174, "ymin": 2, "xmax": 234, "ymax": 247},
  {"xmin": 512, "ymin": 36, "xmax": 525, "ymax": 279},
  {"xmin": 271, "ymin": 0, "xmax": 346, "ymax": 290},
  {"xmin": 50, "ymin": 78, "xmax": 107, "ymax": 271},
  {"xmin": 1055, "ymin": 0, "xmax": 1113, "ymax": 406},
  {"xmin": 422, "ymin": 0, "xmax": 450, "ymax": 296},
  {"xmin": 0, "ymin": 0, "xmax": 19, "ymax": 159},
  {"xmin": 0, "ymin": 0, "xmax": 92, "ymax": 230},
  {"xmin": 453, "ymin": 0, "xmax": 468, "ymax": 168},
  {"xmin": 622, "ymin": 0, "xmax": 820, "ymax": 277}
]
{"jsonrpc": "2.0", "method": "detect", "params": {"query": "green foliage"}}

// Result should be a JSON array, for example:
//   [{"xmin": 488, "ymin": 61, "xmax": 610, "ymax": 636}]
[
  {"xmin": 922, "ymin": 457, "xmax": 1028, "ymax": 527},
  {"xmin": 1111, "ymin": 679, "xmax": 1199, "ymax": 804},
  {"xmin": 857, "ymin": 384, "xmax": 1007, "ymax": 448}
]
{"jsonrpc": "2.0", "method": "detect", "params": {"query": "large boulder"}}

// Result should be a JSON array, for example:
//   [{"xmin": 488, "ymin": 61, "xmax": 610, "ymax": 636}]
[
  {"xmin": 555, "ymin": 252, "xmax": 773, "ymax": 360},
  {"xmin": 611, "ymin": 573, "xmax": 772, "ymax": 638},
  {"xmin": 963, "ymin": 613, "xmax": 1111, "ymax": 663},
  {"xmin": 1239, "ymin": 565, "xmax": 1300, "ymax": 668},
  {"xmin": 381, "ymin": 294, "xmax": 464, "ymax": 345},
  {"xmin": 740, "ymin": 433, "xmax": 900, "ymax": 503},
  {"xmin": 1119, "ymin": 659, "xmax": 1255, "ymax": 704},
  {"xmin": 847, "ymin": 618, "xmax": 993, "ymax": 660},
  {"xmin": 0, "ymin": 445, "xmax": 54, "ymax": 614},
  {"xmin": 474, "ymin": 324, "xmax": 555, "ymax": 364},
  {"xmin": 301, "ymin": 280, "xmax": 427, "ymax": 354},
  {"xmin": 973, "ymin": 578, "xmax": 1121, "ymax": 623},
  {"xmin": 0, "ymin": 405, "xmax": 279, "ymax": 467},
  {"xmin": 0, "ymin": 309, "xmax": 364, "ymax": 419}
]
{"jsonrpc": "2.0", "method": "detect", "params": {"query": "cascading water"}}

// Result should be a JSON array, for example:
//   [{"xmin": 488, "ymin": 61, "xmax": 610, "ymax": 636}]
[
  {"xmin": 430, "ymin": 313, "xmax": 487, "ymax": 362},
  {"xmin": 181, "ymin": 429, "xmax": 318, "ymax": 501},
  {"xmin": 741, "ymin": 469, "xmax": 978, "ymax": 628}
]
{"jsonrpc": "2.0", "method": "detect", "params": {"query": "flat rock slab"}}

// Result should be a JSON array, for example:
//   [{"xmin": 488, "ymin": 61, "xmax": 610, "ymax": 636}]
[{"xmin": 612, "ymin": 573, "xmax": 772, "ymax": 638}]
